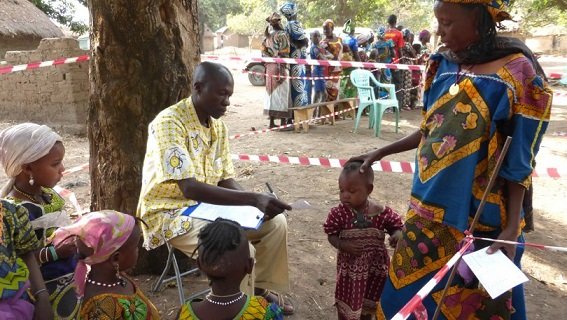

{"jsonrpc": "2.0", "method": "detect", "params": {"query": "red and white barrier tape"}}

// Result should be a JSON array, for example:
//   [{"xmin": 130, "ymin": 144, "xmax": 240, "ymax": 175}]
[
  {"xmin": 0, "ymin": 55, "xmax": 90, "ymax": 75},
  {"xmin": 202, "ymin": 54, "xmax": 425, "ymax": 71},
  {"xmin": 232, "ymin": 154, "xmax": 565, "ymax": 178},
  {"xmin": 392, "ymin": 238, "xmax": 474, "ymax": 320},
  {"xmin": 229, "ymin": 83, "xmax": 423, "ymax": 140},
  {"xmin": 471, "ymin": 236, "xmax": 567, "ymax": 253},
  {"xmin": 245, "ymin": 70, "xmax": 346, "ymax": 81},
  {"xmin": 551, "ymin": 131, "xmax": 567, "ymax": 137}
]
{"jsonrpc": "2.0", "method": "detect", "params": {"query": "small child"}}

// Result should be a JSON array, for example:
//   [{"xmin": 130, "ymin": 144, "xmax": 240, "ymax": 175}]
[
  {"xmin": 324, "ymin": 161, "xmax": 403, "ymax": 320},
  {"xmin": 177, "ymin": 219, "xmax": 282, "ymax": 320},
  {"xmin": 310, "ymin": 30, "xmax": 330, "ymax": 104},
  {"xmin": 51, "ymin": 210, "xmax": 160, "ymax": 319}
]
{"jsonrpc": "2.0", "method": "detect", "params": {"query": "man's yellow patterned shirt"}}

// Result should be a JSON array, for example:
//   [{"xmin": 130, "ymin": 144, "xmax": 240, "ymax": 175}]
[{"xmin": 137, "ymin": 98, "xmax": 235, "ymax": 250}]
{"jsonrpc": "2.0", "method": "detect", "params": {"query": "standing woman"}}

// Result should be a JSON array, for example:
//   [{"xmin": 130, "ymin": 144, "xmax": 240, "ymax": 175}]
[
  {"xmin": 352, "ymin": 1, "xmax": 552, "ymax": 319},
  {"xmin": 280, "ymin": 2, "xmax": 308, "ymax": 110},
  {"xmin": 262, "ymin": 13, "xmax": 292, "ymax": 129},
  {"xmin": 399, "ymin": 29, "xmax": 417, "ymax": 110},
  {"xmin": 320, "ymin": 19, "xmax": 343, "ymax": 102}
]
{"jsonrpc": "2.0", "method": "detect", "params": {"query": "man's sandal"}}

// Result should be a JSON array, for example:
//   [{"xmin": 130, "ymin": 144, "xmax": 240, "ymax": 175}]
[{"xmin": 260, "ymin": 289, "xmax": 294, "ymax": 315}]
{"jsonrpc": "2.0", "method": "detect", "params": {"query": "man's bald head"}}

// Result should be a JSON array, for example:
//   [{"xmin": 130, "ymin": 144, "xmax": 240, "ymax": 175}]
[
  {"xmin": 191, "ymin": 61, "xmax": 234, "ymax": 121},
  {"xmin": 193, "ymin": 61, "xmax": 233, "ymax": 86}
]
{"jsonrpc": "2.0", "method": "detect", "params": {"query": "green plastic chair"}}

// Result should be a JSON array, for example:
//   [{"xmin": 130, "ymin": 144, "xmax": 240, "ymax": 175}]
[{"xmin": 350, "ymin": 69, "xmax": 399, "ymax": 137}]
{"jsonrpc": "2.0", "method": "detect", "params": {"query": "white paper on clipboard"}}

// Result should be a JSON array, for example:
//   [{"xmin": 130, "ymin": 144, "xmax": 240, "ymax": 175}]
[{"xmin": 182, "ymin": 203, "xmax": 264, "ymax": 230}]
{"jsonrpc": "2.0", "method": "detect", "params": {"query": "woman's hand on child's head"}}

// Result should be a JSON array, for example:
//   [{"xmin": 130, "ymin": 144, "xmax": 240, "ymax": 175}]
[
  {"xmin": 348, "ymin": 149, "xmax": 384, "ymax": 174},
  {"xmin": 340, "ymin": 240, "xmax": 365, "ymax": 256},
  {"xmin": 388, "ymin": 230, "xmax": 403, "ymax": 248}
]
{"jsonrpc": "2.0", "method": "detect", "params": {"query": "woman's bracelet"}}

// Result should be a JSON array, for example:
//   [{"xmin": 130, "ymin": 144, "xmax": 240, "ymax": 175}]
[
  {"xmin": 48, "ymin": 245, "xmax": 58, "ymax": 262},
  {"xmin": 33, "ymin": 288, "xmax": 48, "ymax": 299},
  {"xmin": 38, "ymin": 248, "xmax": 46, "ymax": 264}
]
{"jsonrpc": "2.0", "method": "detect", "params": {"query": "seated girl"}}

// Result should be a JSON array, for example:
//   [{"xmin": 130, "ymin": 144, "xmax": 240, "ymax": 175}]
[
  {"xmin": 51, "ymin": 210, "xmax": 159, "ymax": 319},
  {"xmin": 0, "ymin": 200, "xmax": 53, "ymax": 319},
  {"xmin": 324, "ymin": 161, "xmax": 403, "ymax": 320},
  {"xmin": 0, "ymin": 123, "xmax": 78, "ymax": 318},
  {"xmin": 177, "ymin": 219, "xmax": 283, "ymax": 320}
]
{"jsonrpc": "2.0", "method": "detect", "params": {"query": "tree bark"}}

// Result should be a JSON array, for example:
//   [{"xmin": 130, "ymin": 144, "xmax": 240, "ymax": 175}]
[{"xmin": 88, "ymin": 0, "xmax": 200, "ymax": 273}]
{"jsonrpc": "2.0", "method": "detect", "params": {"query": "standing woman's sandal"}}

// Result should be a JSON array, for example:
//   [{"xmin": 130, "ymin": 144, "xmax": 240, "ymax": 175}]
[{"xmin": 259, "ymin": 289, "xmax": 295, "ymax": 315}]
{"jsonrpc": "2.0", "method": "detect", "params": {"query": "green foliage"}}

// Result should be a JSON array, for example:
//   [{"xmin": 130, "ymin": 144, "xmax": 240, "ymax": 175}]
[
  {"xmin": 198, "ymin": 0, "xmax": 243, "ymax": 31},
  {"xmin": 225, "ymin": 0, "xmax": 278, "ymax": 36},
  {"xmin": 30, "ymin": 0, "xmax": 88, "ymax": 34}
]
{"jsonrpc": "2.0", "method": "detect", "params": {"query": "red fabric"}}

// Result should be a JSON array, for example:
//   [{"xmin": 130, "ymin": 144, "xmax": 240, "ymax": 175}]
[
  {"xmin": 384, "ymin": 28, "xmax": 405, "ymax": 61},
  {"xmin": 324, "ymin": 203, "xmax": 403, "ymax": 320}
]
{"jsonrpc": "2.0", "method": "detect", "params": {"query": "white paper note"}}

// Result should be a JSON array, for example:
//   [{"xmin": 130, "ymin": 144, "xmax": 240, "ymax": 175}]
[
  {"xmin": 462, "ymin": 247, "xmax": 529, "ymax": 299},
  {"xmin": 289, "ymin": 199, "xmax": 312, "ymax": 210},
  {"xmin": 184, "ymin": 203, "xmax": 264, "ymax": 230}
]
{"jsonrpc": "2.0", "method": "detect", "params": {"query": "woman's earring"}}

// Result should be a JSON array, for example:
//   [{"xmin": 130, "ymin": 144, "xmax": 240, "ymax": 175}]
[
  {"xmin": 29, "ymin": 175, "xmax": 34, "ymax": 186},
  {"xmin": 115, "ymin": 263, "xmax": 126, "ymax": 287}
]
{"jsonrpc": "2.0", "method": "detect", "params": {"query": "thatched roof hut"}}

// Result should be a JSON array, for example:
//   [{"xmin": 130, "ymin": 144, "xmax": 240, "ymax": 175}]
[{"xmin": 0, "ymin": 0, "xmax": 64, "ymax": 58}]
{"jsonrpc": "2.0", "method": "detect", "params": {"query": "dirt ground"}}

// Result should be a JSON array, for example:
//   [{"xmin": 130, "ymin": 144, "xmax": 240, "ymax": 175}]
[{"xmin": 1, "ymin": 57, "xmax": 567, "ymax": 319}]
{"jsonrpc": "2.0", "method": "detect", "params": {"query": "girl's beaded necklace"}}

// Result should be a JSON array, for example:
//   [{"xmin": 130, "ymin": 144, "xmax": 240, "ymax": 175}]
[{"xmin": 205, "ymin": 292, "xmax": 245, "ymax": 306}]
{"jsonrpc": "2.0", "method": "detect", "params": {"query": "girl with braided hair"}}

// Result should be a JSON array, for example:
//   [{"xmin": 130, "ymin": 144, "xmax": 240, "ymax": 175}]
[{"xmin": 177, "ymin": 219, "xmax": 283, "ymax": 320}]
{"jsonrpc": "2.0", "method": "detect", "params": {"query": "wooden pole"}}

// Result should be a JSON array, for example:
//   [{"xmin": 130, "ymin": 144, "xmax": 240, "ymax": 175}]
[{"xmin": 431, "ymin": 136, "xmax": 513, "ymax": 320}]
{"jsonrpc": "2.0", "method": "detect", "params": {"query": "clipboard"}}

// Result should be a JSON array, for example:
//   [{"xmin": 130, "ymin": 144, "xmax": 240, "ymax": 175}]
[{"xmin": 181, "ymin": 202, "xmax": 264, "ymax": 230}]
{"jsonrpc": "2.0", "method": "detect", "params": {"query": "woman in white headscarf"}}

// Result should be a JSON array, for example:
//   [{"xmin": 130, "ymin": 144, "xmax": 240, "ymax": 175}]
[{"xmin": 0, "ymin": 123, "xmax": 79, "ymax": 318}]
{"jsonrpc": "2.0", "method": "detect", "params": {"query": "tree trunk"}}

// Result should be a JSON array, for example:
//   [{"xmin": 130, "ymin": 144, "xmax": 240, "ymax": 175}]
[{"xmin": 88, "ymin": 0, "xmax": 200, "ymax": 273}]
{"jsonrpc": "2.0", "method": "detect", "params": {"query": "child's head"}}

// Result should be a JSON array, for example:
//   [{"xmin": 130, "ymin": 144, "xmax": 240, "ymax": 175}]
[
  {"xmin": 339, "ymin": 161, "xmax": 374, "ymax": 211},
  {"xmin": 0, "ymin": 123, "xmax": 64, "ymax": 196},
  {"xmin": 195, "ymin": 219, "xmax": 253, "ymax": 283},
  {"xmin": 52, "ymin": 210, "xmax": 140, "ymax": 296},
  {"xmin": 310, "ymin": 30, "xmax": 321, "ymax": 45}
]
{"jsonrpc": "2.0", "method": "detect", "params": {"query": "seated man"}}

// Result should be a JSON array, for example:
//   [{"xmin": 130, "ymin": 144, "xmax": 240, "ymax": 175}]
[{"xmin": 137, "ymin": 61, "xmax": 294, "ymax": 314}]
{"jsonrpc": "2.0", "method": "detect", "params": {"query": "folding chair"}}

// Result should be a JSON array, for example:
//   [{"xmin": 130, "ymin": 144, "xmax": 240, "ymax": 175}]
[
  {"xmin": 151, "ymin": 242, "xmax": 210, "ymax": 305},
  {"xmin": 350, "ymin": 69, "xmax": 400, "ymax": 137}
]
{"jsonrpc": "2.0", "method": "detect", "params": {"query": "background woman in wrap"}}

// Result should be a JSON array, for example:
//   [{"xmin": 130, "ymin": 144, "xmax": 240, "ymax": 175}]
[
  {"xmin": 262, "ymin": 13, "xmax": 292, "ymax": 128},
  {"xmin": 321, "ymin": 19, "xmax": 343, "ymax": 102},
  {"xmin": 339, "ymin": 19, "xmax": 359, "ymax": 107},
  {"xmin": 52, "ymin": 210, "xmax": 160, "ymax": 319},
  {"xmin": 280, "ymin": 2, "xmax": 308, "ymax": 110},
  {"xmin": 0, "ymin": 123, "xmax": 78, "ymax": 319},
  {"xmin": 399, "ymin": 29, "xmax": 417, "ymax": 110},
  {"xmin": 352, "ymin": 1, "xmax": 552, "ymax": 319}
]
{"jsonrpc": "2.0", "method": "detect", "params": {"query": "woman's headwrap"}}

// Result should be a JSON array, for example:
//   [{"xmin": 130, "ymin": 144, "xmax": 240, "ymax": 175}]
[
  {"xmin": 279, "ymin": 2, "xmax": 297, "ymax": 20},
  {"xmin": 377, "ymin": 26, "xmax": 386, "ymax": 38},
  {"xmin": 52, "ymin": 210, "xmax": 136, "ymax": 297},
  {"xmin": 0, "ymin": 123, "xmax": 62, "ymax": 197},
  {"xmin": 402, "ymin": 28, "xmax": 412, "ymax": 40},
  {"xmin": 440, "ymin": 0, "xmax": 511, "ymax": 22},
  {"xmin": 266, "ymin": 12, "xmax": 282, "ymax": 23},
  {"xmin": 343, "ymin": 19, "xmax": 355, "ymax": 34},
  {"xmin": 323, "ymin": 19, "xmax": 334, "ymax": 29},
  {"xmin": 419, "ymin": 29, "xmax": 431, "ymax": 42}
]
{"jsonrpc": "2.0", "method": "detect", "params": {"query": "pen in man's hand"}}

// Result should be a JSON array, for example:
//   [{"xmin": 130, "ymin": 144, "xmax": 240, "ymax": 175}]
[{"xmin": 266, "ymin": 182, "xmax": 278, "ymax": 199}]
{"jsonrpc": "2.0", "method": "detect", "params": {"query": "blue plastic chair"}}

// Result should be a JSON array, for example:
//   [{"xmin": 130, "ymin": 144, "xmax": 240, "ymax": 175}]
[{"xmin": 350, "ymin": 69, "xmax": 399, "ymax": 137}]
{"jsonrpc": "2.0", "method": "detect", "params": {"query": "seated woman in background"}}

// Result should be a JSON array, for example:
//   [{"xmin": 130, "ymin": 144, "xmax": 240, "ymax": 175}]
[
  {"xmin": 0, "ymin": 200, "xmax": 53, "ymax": 319},
  {"xmin": 0, "ymin": 123, "xmax": 78, "ymax": 318}
]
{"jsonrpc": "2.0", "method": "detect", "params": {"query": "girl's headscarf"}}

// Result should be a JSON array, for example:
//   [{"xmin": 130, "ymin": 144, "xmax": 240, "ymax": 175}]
[
  {"xmin": 377, "ymin": 26, "xmax": 386, "ymax": 39},
  {"xmin": 52, "ymin": 210, "xmax": 136, "ymax": 297},
  {"xmin": 0, "ymin": 123, "xmax": 62, "ymax": 197},
  {"xmin": 279, "ymin": 2, "xmax": 297, "ymax": 20},
  {"xmin": 440, "ymin": 0, "xmax": 511, "ymax": 22},
  {"xmin": 419, "ymin": 29, "xmax": 431, "ymax": 42}
]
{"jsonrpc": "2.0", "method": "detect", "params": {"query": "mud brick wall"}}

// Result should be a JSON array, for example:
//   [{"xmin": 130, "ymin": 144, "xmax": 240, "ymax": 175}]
[{"xmin": 0, "ymin": 38, "xmax": 89, "ymax": 134}]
